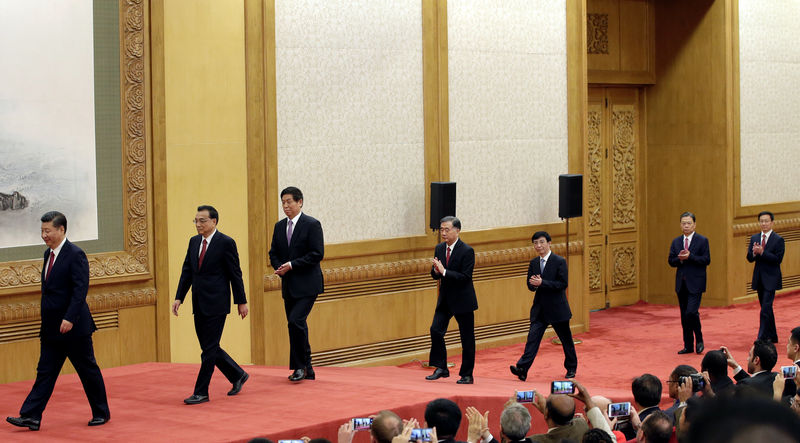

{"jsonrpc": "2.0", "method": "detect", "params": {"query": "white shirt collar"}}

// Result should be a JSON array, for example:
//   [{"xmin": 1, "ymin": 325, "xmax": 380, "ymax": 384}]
[
  {"xmin": 761, "ymin": 230, "xmax": 773, "ymax": 239},
  {"xmin": 685, "ymin": 232, "xmax": 695, "ymax": 243},
  {"xmin": 50, "ymin": 237, "xmax": 67, "ymax": 259},
  {"xmin": 288, "ymin": 212, "xmax": 302, "ymax": 226},
  {"xmin": 446, "ymin": 238, "xmax": 459, "ymax": 250},
  {"xmin": 202, "ymin": 228, "xmax": 217, "ymax": 244},
  {"xmin": 541, "ymin": 250, "xmax": 552, "ymax": 262}
]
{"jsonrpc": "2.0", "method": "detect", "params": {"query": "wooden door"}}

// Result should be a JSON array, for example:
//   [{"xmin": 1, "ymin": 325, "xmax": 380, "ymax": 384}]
[{"xmin": 586, "ymin": 87, "xmax": 641, "ymax": 310}]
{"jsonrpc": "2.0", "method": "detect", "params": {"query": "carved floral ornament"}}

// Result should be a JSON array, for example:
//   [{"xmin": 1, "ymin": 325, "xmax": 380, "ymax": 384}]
[
  {"xmin": 587, "ymin": 13, "xmax": 609, "ymax": 55},
  {"xmin": 0, "ymin": 0, "xmax": 150, "ymax": 290}
]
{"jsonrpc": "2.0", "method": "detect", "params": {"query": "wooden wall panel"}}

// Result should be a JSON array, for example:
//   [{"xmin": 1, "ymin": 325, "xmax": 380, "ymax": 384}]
[{"xmin": 588, "ymin": 0, "xmax": 655, "ymax": 84}]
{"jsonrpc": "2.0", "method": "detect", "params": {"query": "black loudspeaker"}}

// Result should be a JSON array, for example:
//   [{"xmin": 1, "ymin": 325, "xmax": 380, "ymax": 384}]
[
  {"xmin": 430, "ymin": 182, "xmax": 456, "ymax": 230},
  {"xmin": 558, "ymin": 174, "xmax": 583, "ymax": 219}
]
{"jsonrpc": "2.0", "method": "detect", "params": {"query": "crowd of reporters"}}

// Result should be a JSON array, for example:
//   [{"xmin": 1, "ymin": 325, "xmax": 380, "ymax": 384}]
[{"xmin": 251, "ymin": 326, "xmax": 800, "ymax": 443}]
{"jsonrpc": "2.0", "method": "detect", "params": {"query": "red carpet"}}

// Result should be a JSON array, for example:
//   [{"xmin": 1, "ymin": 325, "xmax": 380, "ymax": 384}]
[{"xmin": 1, "ymin": 291, "xmax": 798, "ymax": 442}]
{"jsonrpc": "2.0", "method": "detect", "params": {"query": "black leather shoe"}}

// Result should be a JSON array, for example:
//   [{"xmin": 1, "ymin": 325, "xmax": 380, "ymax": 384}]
[
  {"xmin": 228, "ymin": 371, "xmax": 249, "ymax": 396},
  {"xmin": 677, "ymin": 348, "xmax": 692, "ymax": 354},
  {"xmin": 695, "ymin": 342, "xmax": 704, "ymax": 354},
  {"xmin": 425, "ymin": 368, "xmax": 450, "ymax": 380},
  {"xmin": 509, "ymin": 365, "xmax": 527, "ymax": 382},
  {"xmin": 6, "ymin": 416, "xmax": 40, "ymax": 431},
  {"xmin": 289, "ymin": 369, "xmax": 306, "ymax": 382},
  {"xmin": 184, "ymin": 394, "xmax": 209, "ymax": 404},
  {"xmin": 565, "ymin": 371, "xmax": 576, "ymax": 379},
  {"xmin": 457, "ymin": 375, "xmax": 474, "ymax": 384},
  {"xmin": 88, "ymin": 417, "xmax": 108, "ymax": 426},
  {"xmin": 305, "ymin": 367, "xmax": 315, "ymax": 380}
]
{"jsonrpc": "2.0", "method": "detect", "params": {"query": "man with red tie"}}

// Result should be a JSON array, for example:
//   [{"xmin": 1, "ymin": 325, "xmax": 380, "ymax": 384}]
[
  {"xmin": 173, "ymin": 205, "xmax": 249, "ymax": 404},
  {"xmin": 426, "ymin": 216, "xmax": 478, "ymax": 384},
  {"xmin": 668, "ymin": 211, "xmax": 710, "ymax": 355},
  {"xmin": 747, "ymin": 211, "xmax": 785, "ymax": 343},
  {"xmin": 6, "ymin": 211, "xmax": 110, "ymax": 431}
]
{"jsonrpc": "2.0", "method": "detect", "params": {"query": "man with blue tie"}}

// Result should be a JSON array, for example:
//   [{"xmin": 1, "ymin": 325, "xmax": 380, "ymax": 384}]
[
  {"xmin": 173, "ymin": 205, "xmax": 249, "ymax": 404},
  {"xmin": 269, "ymin": 187, "xmax": 325, "ymax": 382},
  {"xmin": 510, "ymin": 231, "xmax": 577, "ymax": 381},
  {"xmin": 668, "ymin": 211, "xmax": 710, "ymax": 355},
  {"xmin": 747, "ymin": 211, "xmax": 785, "ymax": 343},
  {"xmin": 6, "ymin": 211, "xmax": 110, "ymax": 431}
]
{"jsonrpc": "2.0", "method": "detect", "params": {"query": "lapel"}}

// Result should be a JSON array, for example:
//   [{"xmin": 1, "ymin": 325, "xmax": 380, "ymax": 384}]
[
  {"xmin": 190, "ymin": 235, "xmax": 201, "ymax": 271},
  {"xmin": 200, "ymin": 232, "xmax": 222, "ymax": 269},
  {"xmin": 688, "ymin": 234, "xmax": 698, "ymax": 253},
  {"xmin": 43, "ymin": 241, "xmax": 71, "ymax": 288}
]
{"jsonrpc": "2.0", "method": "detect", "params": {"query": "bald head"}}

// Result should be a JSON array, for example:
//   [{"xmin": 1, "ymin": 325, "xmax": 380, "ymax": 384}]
[
  {"xmin": 546, "ymin": 394, "xmax": 576, "ymax": 426},
  {"xmin": 371, "ymin": 410, "xmax": 403, "ymax": 443}
]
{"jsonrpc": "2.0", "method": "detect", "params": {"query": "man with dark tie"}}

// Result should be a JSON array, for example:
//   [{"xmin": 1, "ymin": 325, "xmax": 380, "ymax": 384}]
[
  {"xmin": 425, "ymin": 216, "xmax": 478, "ymax": 384},
  {"xmin": 6, "ymin": 211, "xmax": 110, "ymax": 431},
  {"xmin": 668, "ymin": 211, "xmax": 710, "ymax": 355},
  {"xmin": 510, "ymin": 231, "xmax": 577, "ymax": 381},
  {"xmin": 269, "ymin": 187, "xmax": 325, "ymax": 382},
  {"xmin": 173, "ymin": 205, "xmax": 249, "ymax": 404},
  {"xmin": 747, "ymin": 211, "xmax": 785, "ymax": 343}
]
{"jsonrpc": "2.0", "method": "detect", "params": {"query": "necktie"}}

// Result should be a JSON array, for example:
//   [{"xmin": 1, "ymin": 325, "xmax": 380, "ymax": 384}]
[
  {"xmin": 762, "ymin": 233, "xmax": 767, "ymax": 248},
  {"xmin": 287, "ymin": 219, "xmax": 294, "ymax": 245},
  {"xmin": 198, "ymin": 239, "xmax": 207, "ymax": 268},
  {"xmin": 45, "ymin": 251, "xmax": 55, "ymax": 281},
  {"xmin": 684, "ymin": 237, "xmax": 689, "ymax": 250},
  {"xmin": 541, "ymin": 257, "xmax": 546, "ymax": 273},
  {"xmin": 446, "ymin": 246, "xmax": 451, "ymax": 265}
]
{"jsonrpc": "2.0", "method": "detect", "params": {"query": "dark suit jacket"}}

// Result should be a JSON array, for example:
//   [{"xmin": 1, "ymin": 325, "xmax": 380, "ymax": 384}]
[
  {"xmin": 268, "ymin": 213, "xmax": 324, "ymax": 298},
  {"xmin": 710, "ymin": 376, "xmax": 735, "ymax": 395},
  {"xmin": 734, "ymin": 369, "xmax": 778, "ymax": 397},
  {"xmin": 40, "ymin": 240, "xmax": 96, "ymax": 341},
  {"xmin": 527, "ymin": 253, "xmax": 571, "ymax": 324},
  {"xmin": 530, "ymin": 417, "xmax": 588, "ymax": 443},
  {"xmin": 668, "ymin": 233, "xmax": 710, "ymax": 294},
  {"xmin": 747, "ymin": 231, "xmax": 785, "ymax": 291},
  {"xmin": 175, "ymin": 230, "xmax": 247, "ymax": 316},
  {"xmin": 431, "ymin": 239, "xmax": 478, "ymax": 315}
]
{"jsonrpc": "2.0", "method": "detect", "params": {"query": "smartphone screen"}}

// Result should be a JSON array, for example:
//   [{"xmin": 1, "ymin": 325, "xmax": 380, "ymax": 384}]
[
  {"xmin": 608, "ymin": 402, "xmax": 631, "ymax": 418},
  {"xmin": 551, "ymin": 380, "xmax": 575, "ymax": 394},
  {"xmin": 352, "ymin": 418, "xmax": 373, "ymax": 431},
  {"xmin": 516, "ymin": 390, "xmax": 535, "ymax": 403},
  {"xmin": 410, "ymin": 428, "xmax": 432, "ymax": 442},
  {"xmin": 782, "ymin": 365, "xmax": 798, "ymax": 378}
]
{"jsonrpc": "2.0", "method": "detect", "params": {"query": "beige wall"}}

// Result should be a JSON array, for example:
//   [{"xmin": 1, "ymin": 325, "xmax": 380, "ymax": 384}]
[{"xmin": 163, "ymin": 0, "xmax": 252, "ymax": 364}]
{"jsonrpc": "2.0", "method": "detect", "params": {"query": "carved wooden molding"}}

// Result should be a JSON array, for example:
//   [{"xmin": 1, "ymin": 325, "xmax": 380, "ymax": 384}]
[
  {"xmin": 732, "ymin": 218, "xmax": 800, "ymax": 236},
  {"xmin": 0, "ymin": 0, "xmax": 150, "ymax": 291},
  {"xmin": 587, "ymin": 13, "xmax": 609, "ymax": 55},
  {"xmin": 611, "ymin": 107, "xmax": 636, "ymax": 229},
  {"xmin": 587, "ymin": 107, "xmax": 602, "ymax": 233},
  {"xmin": 588, "ymin": 246, "xmax": 602, "ymax": 291},
  {"xmin": 0, "ymin": 288, "xmax": 155, "ymax": 323},
  {"xmin": 612, "ymin": 244, "xmax": 636, "ymax": 288},
  {"xmin": 265, "ymin": 241, "xmax": 585, "ymax": 293}
]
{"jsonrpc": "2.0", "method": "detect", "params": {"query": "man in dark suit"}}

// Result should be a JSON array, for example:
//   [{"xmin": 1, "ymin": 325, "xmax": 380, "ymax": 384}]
[
  {"xmin": 425, "ymin": 216, "xmax": 478, "ymax": 384},
  {"xmin": 6, "ymin": 211, "xmax": 110, "ymax": 431},
  {"xmin": 723, "ymin": 341, "xmax": 779, "ymax": 397},
  {"xmin": 269, "ymin": 186, "xmax": 324, "ymax": 382},
  {"xmin": 746, "ymin": 211, "xmax": 785, "ymax": 343},
  {"xmin": 668, "ymin": 211, "xmax": 710, "ymax": 355},
  {"xmin": 173, "ymin": 205, "xmax": 249, "ymax": 404},
  {"xmin": 424, "ymin": 398, "xmax": 465, "ymax": 443},
  {"xmin": 701, "ymin": 350, "xmax": 735, "ymax": 395},
  {"xmin": 510, "ymin": 231, "xmax": 577, "ymax": 381}
]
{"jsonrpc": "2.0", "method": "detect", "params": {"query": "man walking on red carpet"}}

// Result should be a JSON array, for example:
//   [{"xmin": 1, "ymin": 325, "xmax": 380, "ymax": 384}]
[
  {"xmin": 746, "ymin": 210, "xmax": 785, "ymax": 344},
  {"xmin": 510, "ymin": 231, "xmax": 577, "ymax": 381},
  {"xmin": 425, "ymin": 216, "xmax": 478, "ymax": 384},
  {"xmin": 668, "ymin": 211, "xmax": 709, "ymax": 355},
  {"xmin": 173, "ymin": 205, "xmax": 249, "ymax": 404},
  {"xmin": 7, "ymin": 211, "xmax": 110, "ymax": 431}
]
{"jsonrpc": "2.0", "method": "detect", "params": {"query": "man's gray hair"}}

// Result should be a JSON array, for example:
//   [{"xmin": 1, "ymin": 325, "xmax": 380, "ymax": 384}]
[{"xmin": 500, "ymin": 403, "xmax": 531, "ymax": 441}]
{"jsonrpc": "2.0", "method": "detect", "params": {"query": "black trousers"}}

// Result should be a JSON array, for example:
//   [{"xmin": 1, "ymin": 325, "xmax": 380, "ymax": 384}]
[
  {"xmin": 283, "ymin": 295, "xmax": 317, "ymax": 370},
  {"xmin": 677, "ymin": 283, "xmax": 703, "ymax": 348},
  {"xmin": 757, "ymin": 288, "xmax": 778, "ymax": 342},
  {"xmin": 20, "ymin": 336, "xmax": 109, "ymax": 420},
  {"xmin": 428, "ymin": 308, "xmax": 475, "ymax": 376},
  {"xmin": 516, "ymin": 315, "xmax": 577, "ymax": 372},
  {"xmin": 193, "ymin": 314, "xmax": 244, "ymax": 396}
]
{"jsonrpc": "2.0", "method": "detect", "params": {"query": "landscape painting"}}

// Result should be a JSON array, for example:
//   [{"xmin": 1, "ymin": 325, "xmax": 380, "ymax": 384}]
[{"xmin": 0, "ymin": 0, "xmax": 98, "ymax": 249}]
